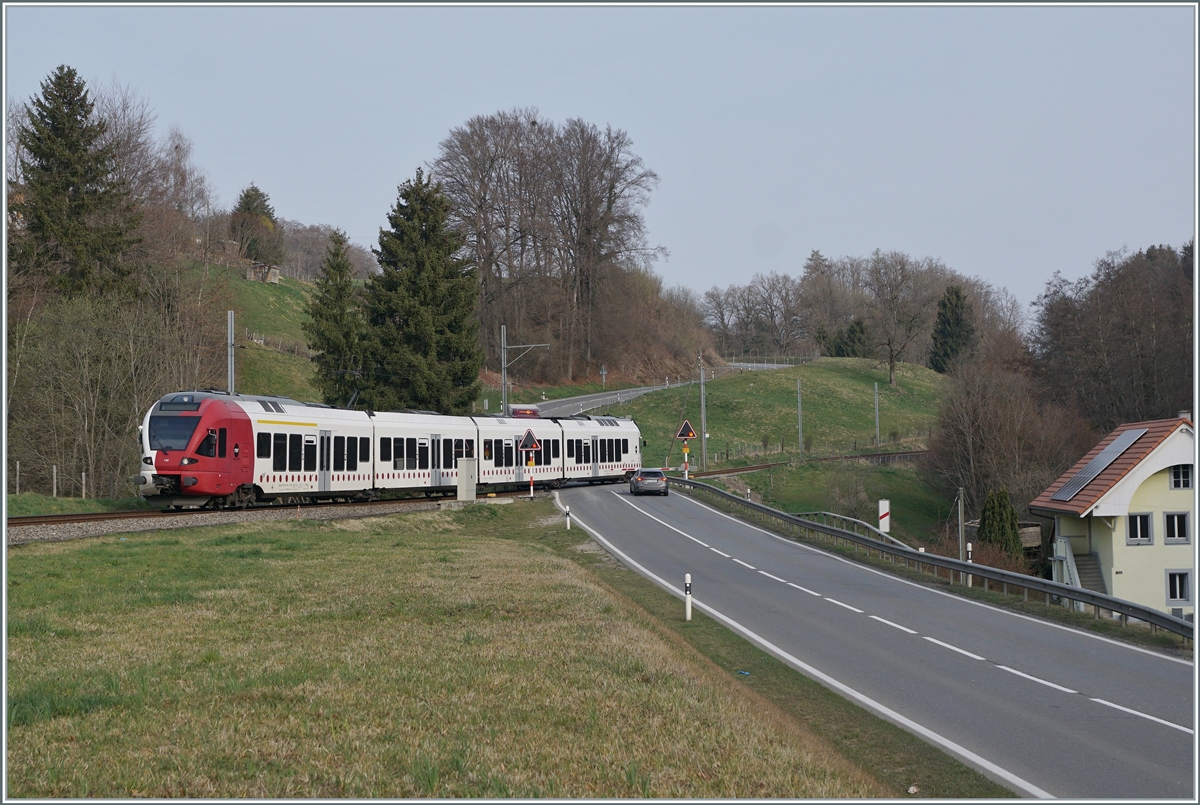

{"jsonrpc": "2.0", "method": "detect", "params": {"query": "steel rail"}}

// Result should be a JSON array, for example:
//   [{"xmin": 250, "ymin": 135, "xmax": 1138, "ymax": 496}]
[
  {"xmin": 6, "ymin": 490, "xmax": 531, "ymax": 529},
  {"xmin": 673, "ymin": 476, "xmax": 1194, "ymax": 641}
]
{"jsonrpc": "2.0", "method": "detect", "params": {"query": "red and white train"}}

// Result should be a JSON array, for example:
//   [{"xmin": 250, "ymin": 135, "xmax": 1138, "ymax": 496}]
[{"xmin": 136, "ymin": 390, "xmax": 643, "ymax": 509}]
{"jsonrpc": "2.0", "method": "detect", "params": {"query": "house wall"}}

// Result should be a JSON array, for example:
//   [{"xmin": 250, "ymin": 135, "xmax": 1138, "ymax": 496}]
[{"xmin": 1108, "ymin": 468, "xmax": 1194, "ymax": 616}]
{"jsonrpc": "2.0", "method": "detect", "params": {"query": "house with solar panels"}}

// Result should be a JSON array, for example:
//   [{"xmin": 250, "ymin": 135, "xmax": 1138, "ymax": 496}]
[{"xmin": 1029, "ymin": 417, "xmax": 1195, "ymax": 620}]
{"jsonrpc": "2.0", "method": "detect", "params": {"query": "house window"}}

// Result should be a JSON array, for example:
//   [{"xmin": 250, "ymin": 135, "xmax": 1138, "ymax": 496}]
[
  {"xmin": 1127, "ymin": 513, "xmax": 1152, "ymax": 544},
  {"xmin": 1167, "ymin": 570, "xmax": 1191, "ymax": 604},
  {"xmin": 1170, "ymin": 465, "xmax": 1192, "ymax": 489},
  {"xmin": 1165, "ymin": 513, "xmax": 1190, "ymax": 544}
]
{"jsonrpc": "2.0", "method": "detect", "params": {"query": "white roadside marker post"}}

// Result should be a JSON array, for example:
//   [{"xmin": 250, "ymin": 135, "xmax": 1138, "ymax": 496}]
[
  {"xmin": 967, "ymin": 542, "xmax": 973, "ymax": 587},
  {"xmin": 565, "ymin": 505, "xmax": 571, "ymax": 530},
  {"xmin": 684, "ymin": 574, "xmax": 692, "ymax": 621}
]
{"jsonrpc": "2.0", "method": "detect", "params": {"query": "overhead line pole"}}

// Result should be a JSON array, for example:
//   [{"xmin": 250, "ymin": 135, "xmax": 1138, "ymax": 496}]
[{"xmin": 500, "ymin": 324, "xmax": 549, "ymax": 417}]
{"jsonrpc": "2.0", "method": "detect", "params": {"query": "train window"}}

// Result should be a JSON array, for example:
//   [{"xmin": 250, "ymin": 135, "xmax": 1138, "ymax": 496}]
[
  {"xmin": 552, "ymin": 439, "xmax": 560, "ymax": 459},
  {"xmin": 493, "ymin": 440, "xmax": 503, "ymax": 467},
  {"xmin": 583, "ymin": 442, "xmax": 591, "ymax": 464},
  {"xmin": 465, "ymin": 439, "xmax": 475, "ymax": 459},
  {"xmin": 504, "ymin": 440, "xmax": 514, "ymax": 467},
  {"xmin": 287, "ymin": 434, "xmax": 301, "ymax": 472},
  {"xmin": 406, "ymin": 438, "xmax": 417, "ymax": 470},
  {"xmin": 622, "ymin": 438, "xmax": 628, "ymax": 455},
  {"xmin": 615, "ymin": 439, "xmax": 623, "ymax": 462},
  {"xmin": 566, "ymin": 439, "xmax": 575, "ymax": 458},
  {"xmin": 334, "ymin": 436, "xmax": 346, "ymax": 472},
  {"xmin": 273, "ymin": 433, "xmax": 288, "ymax": 471},
  {"xmin": 347, "ymin": 439, "xmax": 358, "ymax": 471},
  {"xmin": 359, "ymin": 437, "xmax": 370, "ymax": 463},
  {"xmin": 454, "ymin": 439, "xmax": 464, "ymax": 461},
  {"xmin": 599, "ymin": 439, "xmax": 608, "ymax": 463},
  {"xmin": 257, "ymin": 432, "xmax": 271, "ymax": 458},
  {"xmin": 482, "ymin": 439, "xmax": 492, "ymax": 462},
  {"xmin": 393, "ymin": 438, "xmax": 404, "ymax": 470},
  {"xmin": 380, "ymin": 437, "xmax": 392, "ymax": 463},
  {"xmin": 443, "ymin": 439, "xmax": 454, "ymax": 469},
  {"xmin": 218, "ymin": 428, "xmax": 227, "ymax": 459},
  {"xmin": 609, "ymin": 439, "xmax": 616, "ymax": 462},
  {"xmin": 197, "ymin": 429, "xmax": 216, "ymax": 458},
  {"xmin": 304, "ymin": 437, "xmax": 317, "ymax": 472},
  {"xmin": 418, "ymin": 440, "xmax": 429, "ymax": 470}
]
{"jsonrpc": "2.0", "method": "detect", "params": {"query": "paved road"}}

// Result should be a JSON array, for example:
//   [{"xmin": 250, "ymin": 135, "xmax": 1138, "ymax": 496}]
[
  {"xmin": 534, "ymin": 383, "xmax": 674, "ymax": 418},
  {"xmin": 557, "ymin": 483, "xmax": 1195, "ymax": 799}
]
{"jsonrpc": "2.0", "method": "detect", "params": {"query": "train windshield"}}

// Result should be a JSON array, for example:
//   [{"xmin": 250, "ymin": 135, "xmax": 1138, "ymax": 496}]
[{"xmin": 148, "ymin": 415, "xmax": 201, "ymax": 451}]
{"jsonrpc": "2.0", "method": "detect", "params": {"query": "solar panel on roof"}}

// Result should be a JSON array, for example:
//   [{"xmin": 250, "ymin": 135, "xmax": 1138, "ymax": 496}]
[{"xmin": 1051, "ymin": 427, "xmax": 1147, "ymax": 502}]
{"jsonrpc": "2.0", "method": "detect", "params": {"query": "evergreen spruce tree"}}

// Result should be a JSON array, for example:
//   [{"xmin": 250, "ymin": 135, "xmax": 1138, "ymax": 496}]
[
  {"xmin": 362, "ymin": 169, "xmax": 482, "ymax": 414},
  {"xmin": 303, "ymin": 229, "xmax": 365, "ymax": 406},
  {"xmin": 8, "ymin": 64, "xmax": 140, "ymax": 297},
  {"xmin": 841, "ymin": 319, "xmax": 872, "ymax": 358},
  {"xmin": 230, "ymin": 183, "xmax": 283, "ymax": 265},
  {"xmin": 930, "ymin": 285, "xmax": 976, "ymax": 373},
  {"xmin": 978, "ymin": 487, "xmax": 1022, "ymax": 556}
]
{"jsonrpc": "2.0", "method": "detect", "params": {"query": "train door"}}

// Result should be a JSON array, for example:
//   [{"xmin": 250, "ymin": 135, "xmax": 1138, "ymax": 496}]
[
  {"xmin": 318, "ymin": 430, "xmax": 331, "ymax": 492},
  {"xmin": 515, "ymin": 434, "xmax": 532, "ymax": 484},
  {"xmin": 431, "ymin": 434, "xmax": 442, "ymax": 486},
  {"xmin": 591, "ymin": 436, "xmax": 600, "ymax": 478}
]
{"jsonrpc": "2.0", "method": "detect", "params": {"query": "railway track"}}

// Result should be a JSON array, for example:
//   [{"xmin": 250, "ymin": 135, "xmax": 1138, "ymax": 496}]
[{"xmin": 6, "ymin": 490, "xmax": 537, "ymax": 531}]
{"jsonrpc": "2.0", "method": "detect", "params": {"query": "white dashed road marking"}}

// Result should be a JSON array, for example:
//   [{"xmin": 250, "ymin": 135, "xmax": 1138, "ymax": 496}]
[
  {"xmin": 870, "ymin": 615, "xmax": 918, "ymax": 634},
  {"xmin": 923, "ymin": 636, "xmax": 986, "ymax": 661}
]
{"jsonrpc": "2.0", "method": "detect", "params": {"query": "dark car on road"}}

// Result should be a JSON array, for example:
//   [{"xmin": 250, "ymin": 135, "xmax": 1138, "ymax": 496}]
[{"xmin": 630, "ymin": 469, "xmax": 668, "ymax": 496}]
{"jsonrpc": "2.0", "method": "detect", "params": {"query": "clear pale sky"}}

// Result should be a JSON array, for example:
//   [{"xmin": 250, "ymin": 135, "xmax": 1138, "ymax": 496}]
[{"xmin": 4, "ymin": 3, "xmax": 1195, "ymax": 311}]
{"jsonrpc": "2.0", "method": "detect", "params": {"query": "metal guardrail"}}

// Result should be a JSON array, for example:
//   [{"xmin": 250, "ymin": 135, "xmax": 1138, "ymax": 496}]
[{"xmin": 674, "ymin": 477, "xmax": 1194, "ymax": 641}]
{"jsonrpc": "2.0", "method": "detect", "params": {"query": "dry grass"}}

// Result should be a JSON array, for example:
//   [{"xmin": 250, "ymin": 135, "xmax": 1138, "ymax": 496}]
[{"xmin": 7, "ymin": 501, "xmax": 888, "ymax": 798}]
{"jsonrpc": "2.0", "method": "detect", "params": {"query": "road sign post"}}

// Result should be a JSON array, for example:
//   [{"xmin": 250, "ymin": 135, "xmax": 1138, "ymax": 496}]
[
  {"xmin": 518, "ymin": 428, "xmax": 540, "ymax": 499},
  {"xmin": 676, "ymin": 420, "xmax": 696, "ymax": 480}
]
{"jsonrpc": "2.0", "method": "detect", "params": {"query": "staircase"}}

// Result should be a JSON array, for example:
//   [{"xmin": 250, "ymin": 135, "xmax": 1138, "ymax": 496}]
[{"xmin": 1073, "ymin": 553, "xmax": 1107, "ymax": 595}]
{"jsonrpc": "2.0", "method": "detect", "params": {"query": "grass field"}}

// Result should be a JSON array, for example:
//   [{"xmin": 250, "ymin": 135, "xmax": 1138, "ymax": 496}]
[
  {"xmin": 6, "ymin": 493, "xmax": 153, "ymax": 517},
  {"xmin": 6, "ymin": 500, "xmax": 1012, "ymax": 798}
]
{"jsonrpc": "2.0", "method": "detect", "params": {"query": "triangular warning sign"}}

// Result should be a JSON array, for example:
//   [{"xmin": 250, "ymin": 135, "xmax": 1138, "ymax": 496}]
[
  {"xmin": 518, "ymin": 429, "xmax": 540, "ymax": 451},
  {"xmin": 676, "ymin": 420, "xmax": 697, "ymax": 439}
]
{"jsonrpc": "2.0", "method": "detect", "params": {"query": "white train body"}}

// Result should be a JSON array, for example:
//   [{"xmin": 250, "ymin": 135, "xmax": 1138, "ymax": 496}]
[{"xmin": 137, "ymin": 390, "xmax": 642, "ymax": 508}]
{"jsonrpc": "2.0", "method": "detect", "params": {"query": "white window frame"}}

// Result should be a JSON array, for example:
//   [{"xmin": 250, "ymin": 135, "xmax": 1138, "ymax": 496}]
[
  {"xmin": 1170, "ymin": 464, "xmax": 1192, "ymax": 490},
  {"xmin": 1126, "ymin": 512, "xmax": 1153, "ymax": 545},
  {"xmin": 1164, "ymin": 511, "xmax": 1190, "ymax": 544},
  {"xmin": 1166, "ymin": 569, "xmax": 1192, "ymax": 605}
]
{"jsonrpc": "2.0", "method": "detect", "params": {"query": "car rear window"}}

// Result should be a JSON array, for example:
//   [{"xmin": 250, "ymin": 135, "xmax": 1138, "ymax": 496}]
[{"xmin": 641, "ymin": 470, "xmax": 664, "ymax": 478}]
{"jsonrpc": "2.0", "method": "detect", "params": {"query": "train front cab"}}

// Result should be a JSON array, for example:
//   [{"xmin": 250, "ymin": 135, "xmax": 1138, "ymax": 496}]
[{"xmin": 139, "ymin": 392, "xmax": 255, "ymax": 508}]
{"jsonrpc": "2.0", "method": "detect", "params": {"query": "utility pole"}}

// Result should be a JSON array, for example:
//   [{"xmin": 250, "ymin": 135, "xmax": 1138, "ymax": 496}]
[
  {"xmin": 797, "ymin": 378, "xmax": 803, "ymax": 460},
  {"xmin": 958, "ymin": 487, "xmax": 965, "ymax": 562},
  {"xmin": 699, "ymin": 355, "xmax": 707, "ymax": 471},
  {"xmin": 227, "ymin": 311, "xmax": 235, "ymax": 393},
  {"xmin": 874, "ymin": 382, "xmax": 880, "ymax": 447},
  {"xmin": 500, "ymin": 324, "xmax": 548, "ymax": 417}
]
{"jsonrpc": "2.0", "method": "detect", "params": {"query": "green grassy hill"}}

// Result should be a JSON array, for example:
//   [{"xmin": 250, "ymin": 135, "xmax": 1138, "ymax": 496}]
[
  {"xmin": 205, "ymin": 263, "xmax": 321, "ymax": 402},
  {"xmin": 607, "ymin": 359, "xmax": 952, "ymax": 548},
  {"xmin": 614, "ymin": 358, "xmax": 943, "ymax": 468}
]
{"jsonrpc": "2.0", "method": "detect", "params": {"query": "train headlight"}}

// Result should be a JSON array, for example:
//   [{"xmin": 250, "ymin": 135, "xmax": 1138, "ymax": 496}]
[
  {"xmin": 142, "ymin": 456, "xmax": 153, "ymax": 465},
  {"xmin": 180, "ymin": 457, "xmax": 198, "ymax": 465}
]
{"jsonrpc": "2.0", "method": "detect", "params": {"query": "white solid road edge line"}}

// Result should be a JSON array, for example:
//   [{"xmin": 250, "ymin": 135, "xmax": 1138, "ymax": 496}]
[{"xmin": 553, "ymin": 492, "xmax": 1055, "ymax": 800}]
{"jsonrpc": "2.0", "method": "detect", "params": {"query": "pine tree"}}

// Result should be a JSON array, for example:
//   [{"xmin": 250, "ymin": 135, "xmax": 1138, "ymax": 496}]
[
  {"xmin": 978, "ymin": 487, "xmax": 1022, "ymax": 556},
  {"xmin": 930, "ymin": 285, "xmax": 976, "ymax": 373},
  {"xmin": 8, "ymin": 65, "xmax": 140, "ymax": 298},
  {"xmin": 303, "ymin": 229, "xmax": 365, "ymax": 406},
  {"xmin": 361, "ymin": 169, "xmax": 482, "ymax": 414}
]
